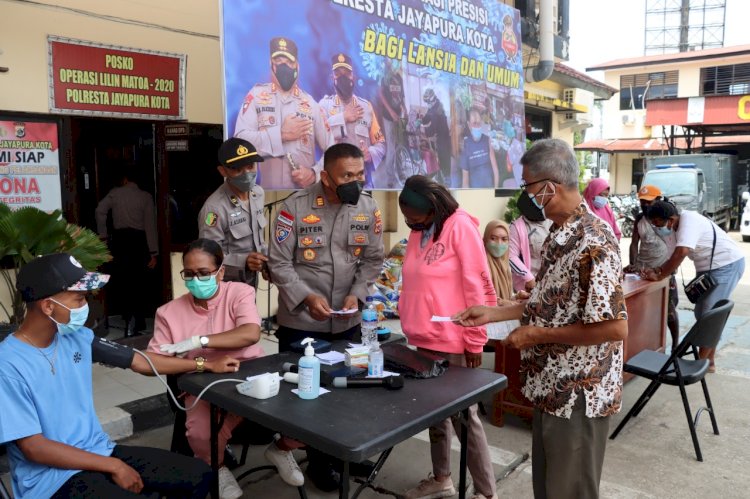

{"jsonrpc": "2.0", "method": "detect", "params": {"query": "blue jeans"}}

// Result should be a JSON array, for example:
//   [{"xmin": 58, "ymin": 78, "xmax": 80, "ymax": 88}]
[{"xmin": 694, "ymin": 257, "xmax": 745, "ymax": 319}]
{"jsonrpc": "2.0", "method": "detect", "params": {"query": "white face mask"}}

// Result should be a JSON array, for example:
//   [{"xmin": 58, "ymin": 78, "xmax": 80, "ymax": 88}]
[{"xmin": 48, "ymin": 299, "xmax": 89, "ymax": 334}]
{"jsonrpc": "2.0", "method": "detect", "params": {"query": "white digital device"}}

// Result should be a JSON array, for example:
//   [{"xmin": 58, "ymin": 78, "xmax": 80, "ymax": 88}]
[{"xmin": 235, "ymin": 372, "xmax": 280, "ymax": 399}]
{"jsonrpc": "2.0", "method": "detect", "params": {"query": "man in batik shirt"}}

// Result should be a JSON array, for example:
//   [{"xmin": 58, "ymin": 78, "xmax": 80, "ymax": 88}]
[{"xmin": 457, "ymin": 138, "xmax": 627, "ymax": 499}]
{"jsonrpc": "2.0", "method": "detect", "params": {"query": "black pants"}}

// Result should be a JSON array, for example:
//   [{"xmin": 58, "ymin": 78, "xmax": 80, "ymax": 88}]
[
  {"xmin": 51, "ymin": 445, "xmax": 213, "ymax": 498},
  {"xmin": 275, "ymin": 324, "xmax": 360, "ymax": 353},
  {"xmin": 110, "ymin": 229, "xmax": 151, "ymax": 326}
]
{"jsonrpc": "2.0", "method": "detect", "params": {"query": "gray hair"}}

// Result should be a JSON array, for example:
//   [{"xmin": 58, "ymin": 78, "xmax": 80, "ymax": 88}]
[{"xmin": 520, "ymin": 138, "xmax": 579, "ymax": 188}]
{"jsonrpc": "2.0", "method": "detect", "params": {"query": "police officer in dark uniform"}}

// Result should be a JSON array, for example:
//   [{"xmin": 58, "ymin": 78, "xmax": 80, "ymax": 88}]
[
  {"xmin": 198, "ymin": 138, "xmax": 268, "ymax": 287},
  {"xmin": 268, "ymin": 143, "xmax": 384, "ymax": 490}
]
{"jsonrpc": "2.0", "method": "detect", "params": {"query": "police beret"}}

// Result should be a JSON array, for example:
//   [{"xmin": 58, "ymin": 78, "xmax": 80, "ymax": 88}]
[
  {"xmin": 331, "ymin": 53, "xmax": 353, "ymax": 71},
  {"xmin": 218, "ymin": 138, "xmax": 264, "ymax": 169},
  {"xmin": 270, "ymin": 37, "xmax": 297, "ymax": 62}
]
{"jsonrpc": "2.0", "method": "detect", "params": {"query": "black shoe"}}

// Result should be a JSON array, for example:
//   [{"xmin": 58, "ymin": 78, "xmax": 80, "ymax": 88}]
[{"xmin": 306, "ymin": 463, "xmax": 340, "ymax": 492}]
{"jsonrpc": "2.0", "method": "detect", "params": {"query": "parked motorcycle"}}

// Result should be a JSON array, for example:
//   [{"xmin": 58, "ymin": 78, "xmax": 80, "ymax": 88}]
[{"xmin": 611, "ymin": 194, "xmax": 639, "ymax": 238}]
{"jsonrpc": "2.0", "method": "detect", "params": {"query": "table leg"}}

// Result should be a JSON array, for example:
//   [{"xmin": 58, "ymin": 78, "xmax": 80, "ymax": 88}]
[
  {"xmin": 350, "ymin": 448, "xmax": 393, "ymax": 499},
  {"xmin": 210, "ymin": 403, "xmax": 220, "ymax": 499},
  {"xmin": 339, "ymin": 461, "xmax": 350, "ymax": 499},
  {"xmin": 459, "ymin": 408, "xmax": 469, "ymax": 499}
]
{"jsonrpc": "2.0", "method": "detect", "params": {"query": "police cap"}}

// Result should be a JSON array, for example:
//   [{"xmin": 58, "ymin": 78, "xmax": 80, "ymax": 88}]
[
  {"xmin": 270, "ymin": 37, "xmax": 297, "ymax": 62},
  {"xmin": 218, "ymin": 138, "xmax": 264, "ymax": 169},
  {"xmin": 331, "ymin": 53, "xmax": 353, "ymax": 71}
]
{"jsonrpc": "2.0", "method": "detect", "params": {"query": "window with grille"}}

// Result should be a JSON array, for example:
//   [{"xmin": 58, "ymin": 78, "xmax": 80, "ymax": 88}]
[
  {"xmin": 700, "ymin": 63, "xmax": 750, "ymax": 96},
  {"xmin": 619, "ymin": 71, "xmax": 679, "ymax": 110}
]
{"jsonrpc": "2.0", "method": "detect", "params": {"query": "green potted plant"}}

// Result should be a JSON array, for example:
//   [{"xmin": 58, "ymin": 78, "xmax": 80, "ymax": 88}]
[{"xmin": 0, "ymin": 203, "xmax": 111, "ymax": 337}]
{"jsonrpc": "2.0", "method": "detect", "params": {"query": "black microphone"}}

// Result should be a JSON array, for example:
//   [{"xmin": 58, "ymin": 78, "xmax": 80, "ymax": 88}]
[
  {"xmin": 282, "ymin": 362, "xmax": 298, "ymax": 373},
  {"xmin": 331, "ymin": 376, "xmax": 404, "ymax": 390}
]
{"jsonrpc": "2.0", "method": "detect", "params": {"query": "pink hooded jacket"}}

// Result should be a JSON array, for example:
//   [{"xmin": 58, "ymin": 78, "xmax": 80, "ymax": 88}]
[
  {"xmin": 583, "ymin": 177, "xmax": 621, "ymax": 240},
  {"xmin": 398, "ymin": 208, "xmax": 497, "ymax": 354}
]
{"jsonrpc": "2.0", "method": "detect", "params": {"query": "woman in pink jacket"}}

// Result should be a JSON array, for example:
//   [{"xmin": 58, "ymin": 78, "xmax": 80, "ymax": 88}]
[
  {"xmin": 148, "ymin": 238, "xmax": 303, "ymax": 498},
  {"xmin": 583, "ymin": 177, "xmax": 622, "ymax": 240},
  {"xmin": 397, "ymin": 176, "xmax": 498, "ymax": 499}
]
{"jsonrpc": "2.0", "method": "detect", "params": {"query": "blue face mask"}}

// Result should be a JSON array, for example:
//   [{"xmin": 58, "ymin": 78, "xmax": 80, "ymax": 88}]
[
  {"xmin": 654, "ymin": 225, "xmax": 673, "ymax": 237},
  {"xmin": 593, "ymin": 195, "xmax": 608, "ymax": 209},
  {"xmin": 49, "ymin": 299, "xmax": 89, "ymax": 335},
  {"xmin": 470, "ymin": 127, "xmax": 483, "ymax": 141},
  {"xmin": 185, "ymin": 269, "xmax": 221, "ymax": 300}
]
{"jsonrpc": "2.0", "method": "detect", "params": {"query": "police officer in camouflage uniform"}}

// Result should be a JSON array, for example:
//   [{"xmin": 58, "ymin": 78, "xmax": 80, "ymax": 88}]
[
  {"xmin": 234, "ymin": 37, "xmax": 334, "ymax": 190},
  {"xmin": 268, "ymin": 143, "xmax": 384, "ymax": 490},
  {"xmin": 198, "ymin": 138, "xmax": 268, "ymax": 288},
  {"xmin": 319, "ymin": 53, "xmax": 385, "ymax": 189}
]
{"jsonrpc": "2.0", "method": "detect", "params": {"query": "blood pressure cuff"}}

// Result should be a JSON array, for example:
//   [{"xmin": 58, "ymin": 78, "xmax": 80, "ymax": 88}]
[
  {"xmin": 381, "ymin": 343, "xmax": 449, "ymax": 379},
  {"xmin": 92, "ymin": 337, "xmax": 135, "ymax": 369}
]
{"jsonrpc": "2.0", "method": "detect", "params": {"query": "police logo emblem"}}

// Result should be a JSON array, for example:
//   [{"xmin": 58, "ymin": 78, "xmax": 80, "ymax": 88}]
[
  {"xmin": 354, "ymin": 234, "xmax": 366, "ymax": 244},
  {"xmin": 275, "ymin": 223, "xmax": 292, "ymax": 244},
  {"xmin": 352, "ymin": 247, "xmax": 362, "ymax": 257},
  {"xmin": 205, "ymin": 212, "xmax": 218, "ymax": 227},
  {"xmin": 301, "ymin": 236, "xmax": 313, "ymax": 247},
  {"xmin": 302, "ymin": 214, "xmax": 321, "ymax": 224},
  {"xmin": 338, "ymin": 54, "xmax": 346, "ymax": 63},
  {"xmin": 303, "ymin": 249, "xmax": 316, "ymax": 261}
]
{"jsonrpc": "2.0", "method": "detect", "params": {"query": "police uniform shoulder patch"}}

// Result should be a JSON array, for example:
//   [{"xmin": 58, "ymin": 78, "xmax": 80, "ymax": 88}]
[
  {"xmin": 352, "ymin": 247, "xmax": 362, "ymax": 257},
  {"xmin": 303, "ymin": 248, "xmax": 316, "ymax": 261},
  {"xmin": 205, "ymin": 212, "xmax": 218, "ymax": 227},
  {"xmin": 275, "ymin": 223, "xmax": 292, "ymax": 244},
  {"xmin": 278, "ymin": 210, "xmax": 294, "ymax": 226}
]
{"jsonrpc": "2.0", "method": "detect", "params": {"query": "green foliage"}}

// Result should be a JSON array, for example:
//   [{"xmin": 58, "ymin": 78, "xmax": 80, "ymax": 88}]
[{"xmin": 0, "ymin": 204, "xmax": 111, "ymax": 324}]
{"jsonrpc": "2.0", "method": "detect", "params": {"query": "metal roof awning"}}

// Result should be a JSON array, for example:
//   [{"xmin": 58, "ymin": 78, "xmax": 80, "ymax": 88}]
[
  {"xmin": 575, "ymin": 138, "xmax": 667, "ymax": 153},
  {"xmin": 646, "ymin": 95, "xmax": 750, "ymax": 134}
]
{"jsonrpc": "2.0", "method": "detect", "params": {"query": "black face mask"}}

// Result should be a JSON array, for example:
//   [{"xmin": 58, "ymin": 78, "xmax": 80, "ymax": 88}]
[
  {"xmin": 274, "ymin": 63, "xmax": 297, "ymax": 91},
  {"xmin": 517, "ymin": 191, "xmax": 546, "ymax": 222},
  {"xmin": 406, "ymin": 221, "xmax": 432, "ymax": 232},
  {"xmin": 335, "ymin": 180, "xmax": 364, "ymax": 205},
  {"xmin": 335, "ymin": 76, "xmax": 354, "ymax": 100}
]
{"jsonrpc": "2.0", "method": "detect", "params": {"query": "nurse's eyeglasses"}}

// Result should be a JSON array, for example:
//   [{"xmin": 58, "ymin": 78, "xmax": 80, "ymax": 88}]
[{"xmin": 180, "ymin": 269, "xmax": 220, "ymax": 281}]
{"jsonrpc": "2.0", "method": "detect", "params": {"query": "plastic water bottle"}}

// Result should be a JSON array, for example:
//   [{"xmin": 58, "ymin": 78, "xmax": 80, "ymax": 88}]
[
  {"xmin": 368, "ymin": 341, "xmax": 384, "ymax": 377},
  {"xmin": 361, "ymin": 296, "xmax": 378, "ymax": 347}
]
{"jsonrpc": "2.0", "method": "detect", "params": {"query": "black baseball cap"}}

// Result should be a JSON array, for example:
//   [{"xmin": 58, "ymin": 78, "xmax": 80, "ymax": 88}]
[
  {"xmin": 331, "ymin": 53, "xmax": 353, "ymax": 71},
  {"xmin": 218, "ymin": 138, "xmax": 264, "ymax": 170},
  {"xmin": 16, "ymin": 253, "xmax": 109, "ymax": 302}
]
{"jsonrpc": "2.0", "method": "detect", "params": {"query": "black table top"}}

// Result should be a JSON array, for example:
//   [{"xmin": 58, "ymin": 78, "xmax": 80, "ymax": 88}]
[{"xmin": 179, "ymin": 350, "xmax": 507, "ymax": 463}]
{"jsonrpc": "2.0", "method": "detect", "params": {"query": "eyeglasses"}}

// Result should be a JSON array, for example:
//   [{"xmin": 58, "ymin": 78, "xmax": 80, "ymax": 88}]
[
  {"xmin": 180, "ymin": 268, "xmax": 220, "ymax": 281},
  {"xmin": 519, "ymin": 178, "xmax": 551, "ymax": 191}
]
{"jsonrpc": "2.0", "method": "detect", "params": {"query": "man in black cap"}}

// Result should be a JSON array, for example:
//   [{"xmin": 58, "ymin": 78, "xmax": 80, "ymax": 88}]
[
  {"xmin": 234, "ymin": 36, "xmax": 334, "ymax": 190},
  {"xmin": 319, "ymin": 52, "xmax": 385, "ymax": 189},
  {"xmin": 0, "ymin": 253, "xmax": 244, "ymax": 498},
  {"xmin": 199, "ymin": 137, "xmax": 269, "ymax": 287}
]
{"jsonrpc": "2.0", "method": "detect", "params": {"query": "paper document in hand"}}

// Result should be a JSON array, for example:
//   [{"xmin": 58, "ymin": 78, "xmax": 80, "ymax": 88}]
[
  {"xmin": 430, "ymin": 315, "xmax": 454, "ymax": 322},
  {"xmin": 331, "ymin": 308, "xmax": 358, "ymax": 315},
  {"xmin": 486, "ymin": 320, "xmax": 520, "ymax": 340}
]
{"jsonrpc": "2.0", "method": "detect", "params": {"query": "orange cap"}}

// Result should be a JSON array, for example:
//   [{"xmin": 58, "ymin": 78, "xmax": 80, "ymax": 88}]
[{"xmin": 638, "ymin": 184, "xmax": 662, "ymax": 200}]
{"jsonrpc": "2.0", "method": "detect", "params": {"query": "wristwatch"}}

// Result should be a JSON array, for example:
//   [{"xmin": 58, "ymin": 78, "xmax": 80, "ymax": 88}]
[
  {"xmin": 199, "ymin": 336, "xmax": 209, "ymax": 347},
  {"xmin": 195, "ymin": 357, "xmax": 206, "ymax": 373}
]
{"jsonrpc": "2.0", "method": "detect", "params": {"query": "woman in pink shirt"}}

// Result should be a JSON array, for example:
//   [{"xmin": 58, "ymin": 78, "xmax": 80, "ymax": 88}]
[
  {"xmin": 148, "ymin": 238, "xmax": 303, "ymax": 497},
  {"xmin": 583, "ymin": 177, "xmax": 622, "ymax": 240},
  {"xmin": 397, "ymin": 176, "xmax": 498, "ymax": 499}
]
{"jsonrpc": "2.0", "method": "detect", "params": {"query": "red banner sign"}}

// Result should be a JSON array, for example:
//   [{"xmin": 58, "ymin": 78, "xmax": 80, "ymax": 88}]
[{"xmin": 48, "ymin": 36, "xmax": 185, "ymax": 120}]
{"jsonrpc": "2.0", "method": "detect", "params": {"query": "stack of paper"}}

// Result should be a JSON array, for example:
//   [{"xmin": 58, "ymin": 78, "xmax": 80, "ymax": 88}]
[{"xmin": 316, "ymin": 351, "xmax": 345, "ymax": 366}]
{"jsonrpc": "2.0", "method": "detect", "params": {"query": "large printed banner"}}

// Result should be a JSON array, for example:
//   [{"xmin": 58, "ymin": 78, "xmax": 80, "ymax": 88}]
[
  {"xmin": 222, "ymin": 0, "xmax": 525, "ymax": 191},
  {"xmin": 48, "ymin": 36, "xmax": 186, "ymax": 120},
  {"xmin": 0, "ymin": 120, "xmax": 61, "ymax": 212}
]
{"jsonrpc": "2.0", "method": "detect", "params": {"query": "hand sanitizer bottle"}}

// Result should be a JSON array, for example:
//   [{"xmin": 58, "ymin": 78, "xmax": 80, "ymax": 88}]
[{"xmin": 297, "ymin": 338, "xmax": 320, "ymax": 400}]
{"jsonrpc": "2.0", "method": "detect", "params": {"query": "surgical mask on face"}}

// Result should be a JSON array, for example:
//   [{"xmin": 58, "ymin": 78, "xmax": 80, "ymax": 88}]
[
  {"xmin": 228, "ymin": 170, "xmax": 257, "ymax": 192},
  {"xmin": 517, "ymin": 190, "xmax": 546, "ymax": 222},
  {"xmin": 49, "ymin": 299, "xmax": 89, "ymax": 335},
  {"xmin": 593, "ymin": 195, "xmax": 608, "ymax": 209},
  {"xmin": 273, "ymin": 63, "xmax": 297, "ymax": 91},
  {"xmin": 406, "ymin": 220, "xmax": 431, "ymax": 231},
  {"xmin": 653, "ymin": 225, "xmax": 673, "ymax": 237},
  {"xmin": 470, "ymin": 127, "xmax": 483, "ymax": 141},
  {"xmin": 336, "ymin": 180, "xmax": 364, "ymax": 205},
  {"xmin": 185, "ymin": 274, "xmax": 219, "ymax": 300},
  {"xmin": 487, "ymin": 242, "xmax": 508, "ymax": 258},
  {"xmin": 335, "ymin": 75, "xmax": 354, "ymax": 100}
]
